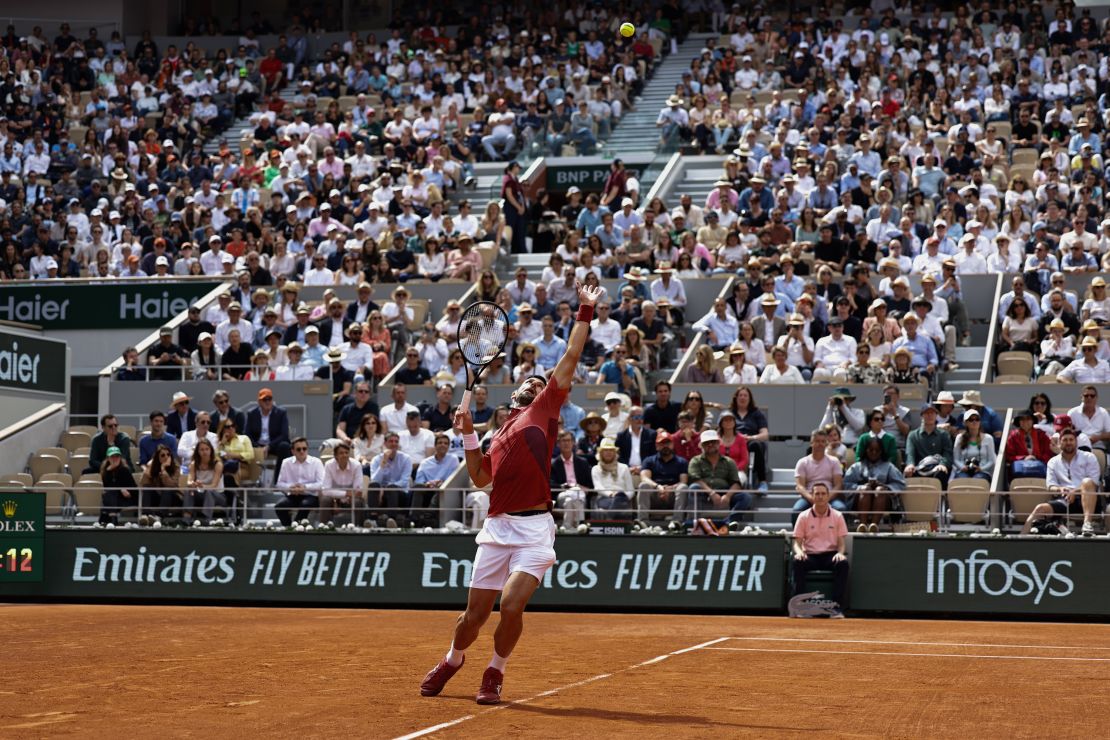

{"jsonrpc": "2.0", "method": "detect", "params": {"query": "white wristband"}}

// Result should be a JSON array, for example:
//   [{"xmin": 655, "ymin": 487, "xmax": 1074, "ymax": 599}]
[{"xmin": 462, "ymin": 432, "xmax": 481, "ymax": 451}]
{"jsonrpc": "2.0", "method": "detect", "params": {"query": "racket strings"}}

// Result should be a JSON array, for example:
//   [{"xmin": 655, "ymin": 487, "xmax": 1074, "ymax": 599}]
[{"xmin": 459, "ymin": 304, "xmax": 508, "ymax": 366}]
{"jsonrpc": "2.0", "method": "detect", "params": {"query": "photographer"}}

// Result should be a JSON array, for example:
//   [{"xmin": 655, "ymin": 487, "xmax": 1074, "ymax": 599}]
[
  {"xmin": 843, "ymin": 436, "xmax": 905, "ymax": 533},
  {"xmin": 952, "ymin": 409, "xmax": 995, "ymax": 482},
  {"xmin": 820, "ymin": 387, "xmax": 865, "ymax": 446}
]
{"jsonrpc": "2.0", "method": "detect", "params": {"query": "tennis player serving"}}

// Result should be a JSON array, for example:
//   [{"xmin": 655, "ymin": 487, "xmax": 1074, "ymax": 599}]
[{"xmin": 420, "ymin": 280, "xmax": 601, "ymax": 705}]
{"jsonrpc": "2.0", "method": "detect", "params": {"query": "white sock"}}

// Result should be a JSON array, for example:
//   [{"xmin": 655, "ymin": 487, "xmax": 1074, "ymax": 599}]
[
  {"xmin": 488, "ymin": 652, "xmax": 508, "ymax": 672},
  {"xmin": 446, "ymin": 644, "xmax": 465, "ymax": 667}
]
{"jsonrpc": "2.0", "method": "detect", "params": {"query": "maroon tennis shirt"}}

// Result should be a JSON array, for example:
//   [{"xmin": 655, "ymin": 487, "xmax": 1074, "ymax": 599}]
[{"xmin": 484, "ymin": 376, "xmax": 569, "ymax": 517}]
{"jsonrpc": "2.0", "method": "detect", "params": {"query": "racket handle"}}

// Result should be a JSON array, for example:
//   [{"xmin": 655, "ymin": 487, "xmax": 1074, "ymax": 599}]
[{"xmin": 460, "ymin": 389, "xmax": 472, "ymax": 410}]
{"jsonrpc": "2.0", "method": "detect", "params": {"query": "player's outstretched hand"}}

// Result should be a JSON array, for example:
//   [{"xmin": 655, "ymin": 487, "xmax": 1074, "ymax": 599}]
[
  {"xmin": 577, "ymin": 280, "xmax": 602, "ymax": 307},
  {"xmin": 454, "ymin": 404, "xmax": 474, "ymax": 435}
]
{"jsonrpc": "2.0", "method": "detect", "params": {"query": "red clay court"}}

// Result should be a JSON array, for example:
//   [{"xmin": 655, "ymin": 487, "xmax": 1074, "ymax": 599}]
[{"xmin": 3, "ymin": 604, "xmax": 1107, "ymax": 738}]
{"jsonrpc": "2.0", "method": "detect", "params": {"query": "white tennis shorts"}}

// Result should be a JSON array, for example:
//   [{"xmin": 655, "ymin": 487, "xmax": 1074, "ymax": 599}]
[{"xmin": 470, "ymin": 513, "xmax": 556, "ymax": 591}]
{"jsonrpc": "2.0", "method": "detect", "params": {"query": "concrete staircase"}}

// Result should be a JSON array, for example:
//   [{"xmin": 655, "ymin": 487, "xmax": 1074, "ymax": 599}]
[
  {"xmin": 203, "ymin": 86, "xmax": 299, "ymax": 157},
  {"xmin": 604, "ymin": 33, "xmax": 718, "ymax": 157},
  {"xmin": 653, "ymin": 154, "xmax": 725, "ymax": 208}
]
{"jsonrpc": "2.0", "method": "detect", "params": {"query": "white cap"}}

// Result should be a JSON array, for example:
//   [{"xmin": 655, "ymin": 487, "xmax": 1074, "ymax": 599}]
[
  {"xmin": 162, "ymin": 139, "xmax": 174, "ymax": 147},
  {"xmin": 700, "ymin": 430, "xmax": 720, "ymax": 444},
  {"xmin": 155, "ymin": 255, "xmax": 169, "ymax": 266},
  {"xmin": 329, "ymin": 188, "xmax": 341, "ymax": 197},
  {"xmin": 221, "ymin": 253, "xmax": 234, "ymax": 264},
  {"xmin": 621, "ymin": 197, "xmax": 634, "ymax": 207},
  {"xmin": 45, "ymin": 258, "xmax": 58, "ymax": 269}
]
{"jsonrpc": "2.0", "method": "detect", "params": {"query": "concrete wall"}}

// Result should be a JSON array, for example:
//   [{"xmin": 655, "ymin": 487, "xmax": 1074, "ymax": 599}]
[{"xmin": 0, "ymin": 403, "xmax": 66, "ymax": 477}]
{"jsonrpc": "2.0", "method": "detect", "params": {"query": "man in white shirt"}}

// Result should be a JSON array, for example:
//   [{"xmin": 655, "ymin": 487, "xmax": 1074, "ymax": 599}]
[
  {"xmin": 275, "ymin": 343, "xmax": 315, "ymax": 380},
  {"xmin": 1067, "ymin": 385, "xmax": 1110, "ymax": 452},
  {"xmin": 399, "ymin": 410, "xmax": 436, "ymax": 463},
  {"xmin": 590, "ymin": 302, "xmax": 623, "ymax": 352},
  {"xmin": 215, "ymin": 303, "xmax": 255, "ymax": 353},
  {"xmin": 380, "ymin": 384, "xmax": 419, "ymax": 432},
  {"xmin": 953, "ymin": 234, "xmax": 988, "ymax": 274},
  {"xmin": 1059, "ymin": 337, "xmax": 1110, "ymax": 383},
  {"xmin": 650, "ymin": 265, "xmax": 688, "ymax": 323},
  {"xmin": 304, "ymin": 253, "xmax": 335, "ymax": 285},
  {"xmin": 341, "ymin": 324, "xmax": 375, "ymax": 375},
  {"xmin": 320, "ymin": 441, "xmax": 365, "ymax": 524},
  {"xmin": 200, "ymin": 235, "xmax": 226, "ymax": 275},
  {"xmin": 481, "ymin": 108, "xmax": 517, "ymax": 160},
  {"xmin": 177, "ymin": 413, "xmax": 218, "ymax": 476},
  {"xmin": 1023, "ymin": 427, "xmax": 1102, "ymax": 535},
  {"xmin": 812, "ymin": 317, "xmax": 857, "ymax": 382},
  {"xmin": 454, "ymin": 200, "xmax": 480, "ymax": 237},
  {"xmin": 274, "ymin": 436, "xmax": 326, "ymax": 526}
]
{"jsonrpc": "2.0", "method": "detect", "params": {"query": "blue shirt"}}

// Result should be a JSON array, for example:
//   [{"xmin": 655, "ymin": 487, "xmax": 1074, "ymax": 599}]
[
  {"xmin": 536, "ymin": 335, "xmax": 568, "ymax": 368},
  {"xmin": 891, "ymin": 332, "xmax": 938, "ymax": 369},
  {"xmin": 562, "ymin": 401, "xmax": 586, "ymax": 440},
  {"xmin": 598, "ymin": 359, "xmax": 635, "ymax": 389},
  {"xmin": 140, "ymin": 432, "xmax": 179, "ymax": 466},
  {"xmin": 370, "ymin": 449, "xmax": 414, "ymax": 489},
  {"xmin": 641, "ymin": 453, "xmax": 688, "ymax": 485},
  {"xmin": 415, "ymin": 454, "xmax": 459, "ymax": 484},
  {"xmin": 575, "ymin": 206, "xmax": 609, "ymax": 235}
]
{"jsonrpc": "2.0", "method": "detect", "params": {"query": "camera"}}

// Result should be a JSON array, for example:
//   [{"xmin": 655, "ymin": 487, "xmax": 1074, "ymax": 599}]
[
  {"xmin": 883, "ymin": 393, "xmax": 891, "ymax": 406},
  {"xmin": 834, "ymin": 397, "xmax": 843, "ymax": 406},
  {"xmin": 967, "ymin": 457, "xmax": 980, "ymax": 472}
]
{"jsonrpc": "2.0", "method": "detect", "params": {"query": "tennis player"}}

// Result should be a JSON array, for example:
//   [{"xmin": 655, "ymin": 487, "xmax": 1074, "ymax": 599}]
[{"xmin": 420, "ymin": 281, "xmax": 602, "ymax": 705}]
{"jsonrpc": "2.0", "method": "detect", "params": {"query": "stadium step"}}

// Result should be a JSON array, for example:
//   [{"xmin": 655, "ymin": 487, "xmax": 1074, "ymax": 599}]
[{"xmin": 603, "ymin": 33, "xmax": 719, "ymax": 158}]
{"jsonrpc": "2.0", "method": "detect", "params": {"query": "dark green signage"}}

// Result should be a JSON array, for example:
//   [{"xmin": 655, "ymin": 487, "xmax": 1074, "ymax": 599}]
[
  {"xmin": 0, "ymin": 282, "xmax": 224, "ymax": 329},
  {"xmin": 0, "ymin": 330, "xmax": 67, "ymax": 395},
  {"xmin": 0, "ymin": 530, "xmax": 785, "ymax": 610},
  {"xmin": 545, "ymin": 159, "xmax": 646, "ymax": 193},
  {"xmin": 0, "ymin": 493, "xmax": 45, "ymax": 583},
  {"xmin": 851, "ymin": 538, "xmax": 1110, "ymax": 616}
]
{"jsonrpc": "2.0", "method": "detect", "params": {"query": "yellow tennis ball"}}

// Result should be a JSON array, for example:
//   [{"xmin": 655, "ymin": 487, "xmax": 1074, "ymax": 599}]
[{"xmin": 619, "ymin": 22, "xmax": 635, "ymax": 38}]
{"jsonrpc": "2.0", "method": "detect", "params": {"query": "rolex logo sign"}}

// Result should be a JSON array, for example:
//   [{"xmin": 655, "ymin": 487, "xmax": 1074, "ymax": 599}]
[
  {"xmin": 2, "ymin": 499, "xmax": 15, "ymax": 518},
  {"xmin": 0, "ymin": 496, "xmax": 36, "ymax": 533}
]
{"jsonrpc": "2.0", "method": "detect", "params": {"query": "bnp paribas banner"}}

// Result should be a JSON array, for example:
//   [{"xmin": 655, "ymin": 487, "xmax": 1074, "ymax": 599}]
[
  {"xmin": 851, "ymin": 538, "xmax": 1109, "ymax": 616},
  {"xmin": 0, "ymin": 282, "xmax": 224, "ymax": 329},
  {"xmin": 0, "ymin": 530, "xmax": 786, "ymax": 611}
]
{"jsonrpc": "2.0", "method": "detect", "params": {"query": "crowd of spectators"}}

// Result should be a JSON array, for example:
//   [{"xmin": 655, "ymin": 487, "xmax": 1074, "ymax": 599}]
[{"xmin": 0, "ymin": 4, "xmax": 673, "ymax": 284}]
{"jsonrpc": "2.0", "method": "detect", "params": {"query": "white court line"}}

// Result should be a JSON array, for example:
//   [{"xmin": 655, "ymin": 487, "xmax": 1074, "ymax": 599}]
[
  {"xmin": 704, "ymin": 647, "xmax": 1110, "ymax": 662},
  {"xmin": 723, "ymin": 636, "xmax": 1110, "ymax": 651},
  {"xmin": 392, "ymin": 637, "xmax": 730, "ymax": 740}
]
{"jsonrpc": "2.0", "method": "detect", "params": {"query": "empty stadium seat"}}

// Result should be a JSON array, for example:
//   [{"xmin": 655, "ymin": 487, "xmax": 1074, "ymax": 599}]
[
  {"xmin": 996, "ymin": 351, "xmax": 1034, "ymax": 379},
  {"xmin": 60, "ymin": 431, "xmax": 91, "ymax": 453},
  {"xmin": 38, "ymin": 473, "xmax": 73, "ymax": 488},
  {"xmin": 902, "ymin": 478, "xmax": 942, "ymax": 524},
  {"xmin": 946, "ymin": 479, "xmax": 991, "ymax": 524},
  {"xmin": 29, "ymin": 454, "xmax": 64, "ymax": 482}
]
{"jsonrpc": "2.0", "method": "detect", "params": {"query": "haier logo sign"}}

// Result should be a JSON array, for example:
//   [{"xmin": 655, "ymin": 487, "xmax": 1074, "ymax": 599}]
[{"xmin": 925, "ymin": 548, "xmax": 1074, "ymax": 605}]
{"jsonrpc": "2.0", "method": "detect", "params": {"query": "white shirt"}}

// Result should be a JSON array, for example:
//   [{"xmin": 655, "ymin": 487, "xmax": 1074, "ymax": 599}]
[
  {"xmin": 590, "ymin": 317, "xmax": 623, "ymax": 351},
  {"xmin": 274, "ymin": 363, "xmax": 316, "ymax": 380},
  {"xmin": 215, "ymin": 319, "xmax": 255, "ymax": 353},
  {"xmin": 814, "ymin": 333, "xmax": 857, "ymax": 368},
  {"xmin": 177, "ymin": 430, "xmax": 218, "ymax": 474},
  {"xmin": 275, "ymin": 454, "xmax": 326, "ymax": 491},
  {"xmin": 322, "ymin": 458, "xmax": 363, "ymax": 498},
  {"xmin": 1067, "ymin": 405, "xmax": 1110, "ymax": 450},
  {"xmin": 399, "ymin": 427, "xmax": 435, "ymax": 461},
  {"xmin": 340, "ymin": 342, "xmax": 375, "ymax": 373},
  {"xmin": 626, "ymin": 427, "xmax": 645, "ymax": 469},
  {"xmin": 1046, "ymin": 449, "xmax": 1100, "ymax": 490},
  {"xmin": 380, "ymin": 402, "xmax": 419, "ymax": 433}
]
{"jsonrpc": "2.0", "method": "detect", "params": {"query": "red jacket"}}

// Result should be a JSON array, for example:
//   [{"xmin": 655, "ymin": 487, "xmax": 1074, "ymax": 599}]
[{"xmin": 1004, "ymin": 427, "xmax": 1053, "ymax": 464}]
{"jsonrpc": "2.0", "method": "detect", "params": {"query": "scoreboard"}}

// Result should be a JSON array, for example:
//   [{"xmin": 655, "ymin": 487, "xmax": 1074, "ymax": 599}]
[{"xmin": 0, "ymin": 493, "xmax": 44, "ymax": 582}]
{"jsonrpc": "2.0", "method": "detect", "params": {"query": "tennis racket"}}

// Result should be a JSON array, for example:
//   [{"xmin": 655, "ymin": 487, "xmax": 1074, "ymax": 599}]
[{"xmin": 456, "ymin": 301, "xmax": 510, "ymax": 410}]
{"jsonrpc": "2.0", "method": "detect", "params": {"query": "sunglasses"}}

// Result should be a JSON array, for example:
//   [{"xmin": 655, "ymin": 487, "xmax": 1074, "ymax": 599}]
[{"xmin": 293, "ymin": 446, "xmax": 308, "ymax": 452}]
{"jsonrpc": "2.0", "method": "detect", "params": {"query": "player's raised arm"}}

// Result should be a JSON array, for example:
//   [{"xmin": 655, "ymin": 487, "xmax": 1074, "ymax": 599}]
[
  {"xmin": 456, "ymin": 405, "xmax": 492, "ymax": 488},
  {"xmin": 551, "ymin": 281, "xmax": 601, "ymax": 389}
]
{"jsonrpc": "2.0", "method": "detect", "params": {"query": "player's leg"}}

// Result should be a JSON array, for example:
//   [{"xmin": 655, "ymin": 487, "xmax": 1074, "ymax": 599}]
[
  {"xmin": 476, "ymin": 570, "xmax": 542, "ymax": 705},
  {"xmin": 491, "ymin": 571, "xmax": 542, "ymax": 661},
  {"xmin": 421, "ymin": 543, "xmax": 508, "ymax": 697}
]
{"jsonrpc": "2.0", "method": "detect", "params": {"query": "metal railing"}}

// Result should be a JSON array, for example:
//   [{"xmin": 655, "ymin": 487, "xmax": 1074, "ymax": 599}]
[{"xmin": 2, "ymin": 483, "xmax": 1043, "ymax": 534}]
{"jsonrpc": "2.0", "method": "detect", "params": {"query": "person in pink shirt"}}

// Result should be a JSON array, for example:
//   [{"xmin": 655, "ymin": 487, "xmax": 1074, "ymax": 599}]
[
  {"xmin": 448, "ymin": 234, "xmax": 482, "ymax": 281},
  {"xmin": 791, "ymin": 481, "xmax": 849, "ymax": 617},
  {"xmin": 317, "ymin": 147, "xmax": 345, "ymax": 179}
]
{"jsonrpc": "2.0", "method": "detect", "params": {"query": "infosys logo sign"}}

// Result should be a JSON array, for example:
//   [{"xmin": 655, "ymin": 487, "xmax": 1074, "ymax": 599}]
[{"xmin": 925, "ymin": 548, "xmax": 1074, "ymax": 605}]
